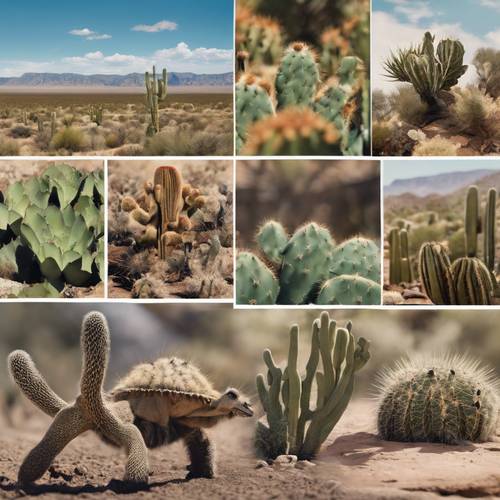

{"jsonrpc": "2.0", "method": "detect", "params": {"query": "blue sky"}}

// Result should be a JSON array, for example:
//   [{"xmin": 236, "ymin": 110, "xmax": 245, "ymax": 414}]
[
  {"xmin": 383, "ymin": 159, "xmax": 500, "ymax": 185},
  {"xmin": 0, "ymin": 0, "xmax": 233, "ymax": 76},
  {"xmin": 373, "ymin": 0, "xmax": 500, "ymax": 91}
]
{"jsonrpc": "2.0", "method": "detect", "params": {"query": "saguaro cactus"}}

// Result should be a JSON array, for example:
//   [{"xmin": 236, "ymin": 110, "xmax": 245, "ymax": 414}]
[
  {"xmin": 388, "ymin": 228, "xmax": 401, "ymax": 285},
  {"xmin": 465, "ymin": 185, "xmax": 480, "ymax": 257},
  {"xmin": 418, "ymin": 242, "xmax": 456, "ymax": 305},
  {"xmin": 399, "ymin": 229, "xmax": 413, "ymax": 283},
  {"xmin": 483, "ymin": 188, "xmax": 497, "ymax": 273},
  {"xmin": 145, "ymin": 65, "xmax": 168, "ymax": 135},
  {"xmin": 255, "ymin": 311, "xmax": 370, "ymax": 460}
]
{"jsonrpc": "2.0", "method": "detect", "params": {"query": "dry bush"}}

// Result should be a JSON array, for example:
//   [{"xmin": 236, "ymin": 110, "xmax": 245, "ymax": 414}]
[
  {"xmin": 372, "ymin": 122, "xmax": 393, "ymax": 154},
  {"xmin": 451, "ymin": 87, "xmax": 499, "ymax": 137},
  {"xmin": 412, "ymin": 135, "xmax": 460, "ymax": 156},
  {"xmin": 9, "ymin": 125, "xmax": 32, "ymax": 138},
  {"xmin": 389, "ymin": 86, "xmax": 427, "ymax": 126},
  {"xmin": 62, "ymin": 114, "xmax": 75, "ymax": 127},
  {"xmin": 473, "ymin": 48, "xmax": 500, "ymax": 99},
  {"xmin": 50, "ymin": 127, "xmax": 87, "ymax": 152},
  {"xmin": 113, "ymin": 144, "xmax": 144, "ymax": 156},
  {"xmin": 372, "ymin": 90, "xmax": 390, "ymax": 121},
  {"xmin": 0, "ymin": 137, "xmax": 20, "ymax": 155}
]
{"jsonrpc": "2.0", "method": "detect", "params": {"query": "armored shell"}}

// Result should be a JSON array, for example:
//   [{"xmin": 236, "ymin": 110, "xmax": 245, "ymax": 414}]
[{"xmin": 112, "ymin": 357, "xmax": 221, "ymax": 426}]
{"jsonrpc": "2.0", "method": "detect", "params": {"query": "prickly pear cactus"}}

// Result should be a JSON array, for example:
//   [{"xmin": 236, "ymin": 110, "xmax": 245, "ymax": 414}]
[
  {"xmin": 275, "ymin": 43, "xmax": 320, "ymax": 109},
  {"xmin": 329, "ymin": 237, "xmax": 380, "ymax": 282},
  {"xmin": 278, "ymin": 222, "xmax": 335, "ymax": 305},
  {"xmin": 256, "ymin": 220, "xmax": 288, "ymax": 265},
  {"xmin": 316, "ymin": 275, "xmax": 381, "ymax": 305},
  {"xmin": 377, "ymin": 354, "xmax": 500, "ymax": 444},
  {"xmin": 236, "ymin": 75, "xmax": 274, "ymax": 154},
  {"xmin": 236, "ymin": 252, "xmax": 279, "ymax": 305}
]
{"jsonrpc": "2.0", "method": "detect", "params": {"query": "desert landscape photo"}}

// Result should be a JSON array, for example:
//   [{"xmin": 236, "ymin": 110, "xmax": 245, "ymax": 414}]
[{"xmin": 0, "ymin": 1, "xmax": 233, "ymax": 156}]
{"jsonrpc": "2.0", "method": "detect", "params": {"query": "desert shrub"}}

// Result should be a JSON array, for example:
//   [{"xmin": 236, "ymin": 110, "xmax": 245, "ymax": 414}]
[
  {"xmin": 35, "ymin": 129, "xmax": 53, "ymax": 151},
  {"xmin": 407, "ymin": 222, "xmax": 448, "ymax": 256},
  {"xmin": 118, "ymin": 115, "xmax": 127, "ymax": 123},
  {"xmin": 105, "ymin": 130, "xmax": 125, "ymax": 149},
  {"xmin": 473, "ymin": 48, "xmax": 500, "ymax": 99},
  {"xmin": 389, "ymin": 86, "xmax": 427, "ymax": 126},
  {"xmin": 113, "ymin": 144, "xmax": 144, "ymax": 156},
  {"xmin": 182, "ymin": 103, "xmax": 195, "ymax": 112},
  {"xmin": 88, "ymin": 129, "xmax": 106, "ymax": 150},
  {"xmin": 125, "ymin": 127, "xmax": 143, "ymax": 144},
  {"xmin": 9, "ymin": 125, "xmax": 32, "ymax": 138},
  {"xmin": 0, "ymin": 137, "xmax": 20, "ymax": 155},
  {"xmin": 448, "ymin": 227, "xmax": 466, "ymax": 262},
  {"xmin": 451, "ymin": 87, "xmax": 499, "ymax": 137},
  {"xmin": 62, "ymin": 114, "xmax": 75, "ymax": 127},
  {"xmin": 409, "ymin": 131, "xmax": 460, "ymax": 156},
  {"xmin": 0, "ymin": 109, "xmax": 11, "ymax": 119},
  {"xmin": 0, "ymin": 120, "xmax": 12, "ymax": 129},
  {"xmin": 138, "ymin": 115, "xmax": 146, "ymax": 124},
  {"xmin": 50, "ymin": 127, "xmax": 87, "ymax": 152},
  {"xmin": 372, "ymin": 122, "xmax": 393, "ymax": 154},
  {"xmin": 372, "ymin": 90, "xmax": 390, "ymax": 121}
]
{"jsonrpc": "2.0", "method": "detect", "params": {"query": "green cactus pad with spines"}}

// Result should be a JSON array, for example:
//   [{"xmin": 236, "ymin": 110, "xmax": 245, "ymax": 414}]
[
  {"xmin": 451, "ymin": 257, "xmax": 494, "ymax": 305},
  {"xmin": 277, "ymin": 223, "xmax": 335, "ymax": 305},
  {"xmin": 316, "ymin": 275, "xmax": 381, "ymax": 305},
  {"xmin": 418, "ymin": 242, "xmax": 456, "ymax": 305},
  {"xmin": 313, "ymin": 84, "xmax": 347, "ymax": 132},
  {"xmin": 236, "ymin": 75, "xmax": 274, "ymax": 154},
  {"xmin": 236, "ymin": 252, "xmax": 279, "ymax": 305},
  {"xmin": 275, "ymin": 43, "xmax": 320, "ymax": 109},
  {"xmin": 329, "ymin": 236, "xmax": 380, "ymax": 283},
  {"xmin": 377, "ymin": 354, "xmax": 500, "ymax": 444},
  {"xmin": 256, "ymin": 220, "xmax": 288, "ymax": 265}
]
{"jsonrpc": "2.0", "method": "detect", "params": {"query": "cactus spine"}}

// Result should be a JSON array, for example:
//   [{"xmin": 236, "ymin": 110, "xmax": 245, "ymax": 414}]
[
  {"xmin": 145, "ymin": 65, "xmax": 168, "ymax": 135},
  {"xmin": 465, "ymin": 185, "xmax": 480, "ymax": 257},
  {"xmin": 418, "ymin": 242, "xmax": 456, "ymax": 305},
  {"xmin": 377, "ymin": 354, "xmax": 500, "ymax": 444},
  {"xmin": 256, "ymin": 311, "xmax": 370, "ymax": 460},
  {"xmin": 483, "ymin": 188, "xmax": 497, "ymax": 273}
]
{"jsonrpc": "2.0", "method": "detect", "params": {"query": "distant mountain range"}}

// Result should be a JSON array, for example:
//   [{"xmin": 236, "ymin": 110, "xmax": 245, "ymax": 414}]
[
  {"xmin": 384, "ymin": 169, "xmax": 497, "ymax": 197},
  {"xmin": 0, "ymin": 72, "xmax": 233, "ymax": 87}
]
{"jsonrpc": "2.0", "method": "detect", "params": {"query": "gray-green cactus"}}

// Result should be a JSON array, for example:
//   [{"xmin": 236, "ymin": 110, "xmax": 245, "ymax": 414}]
[
  {"xmin": 145, "ymin": 65, "xmax": 168, "ymax": 135},
  {"xmin": 377, "ymin": 354, "xmax": 500, "ymax": 444},
  {"xmin": 256, "ymin": 220, "xmax": 288, "ymax": 265},
  {"xmin": 256, "ymin": 311, "xmax": 370, "ymax": 460},
  {"xmin": 418, "ymin": 242, "xmax": 456, "ymax": 305},
  {"xmin": 483, "ymin": 188, "xmax": 497, "ymax": 273},
  {"xmin": 275, "ymin": 43, "xmax": 320, "ymax": 109},
  {"xmin": 384, "ymin": 32, "xmax": 467, "ymax": 110}
]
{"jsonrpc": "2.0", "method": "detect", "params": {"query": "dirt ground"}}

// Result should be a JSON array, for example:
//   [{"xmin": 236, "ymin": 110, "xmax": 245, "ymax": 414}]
[{"xmin": 1, "ymin": 401, "xmax": 497, "ymax": 499}]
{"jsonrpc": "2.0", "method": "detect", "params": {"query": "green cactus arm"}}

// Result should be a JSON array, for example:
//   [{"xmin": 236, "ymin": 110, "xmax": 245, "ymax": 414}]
[
  {"xmin": 332, "ymin": 328, "xmax": 350, "ymax": 388},
  {"xmin": 465, "ymin": 185, "xmax": 480, "ymax": 257},
  {"xmin": 483, "ymin": 188, "xmax": 496, "ymax": 272},
  {"xmin": 286, "ymin": 325, "xmax": 301, "ymax": 454},
  {"xmin": 17, "ymin": 404, "xmax": 91, "ymax": 485},
  {"xmin": 318, "ymin": 312, "xmax": 336, "ymax": 389},
  {"xmin": 262, "ymin": 349, "xmax": 284, "ymax": 422}
]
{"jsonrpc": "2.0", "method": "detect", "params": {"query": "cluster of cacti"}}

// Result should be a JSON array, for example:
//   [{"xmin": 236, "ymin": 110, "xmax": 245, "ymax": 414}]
[
  {"xmin": 0, "ymin": 164, "xmax": 104, "ymax": 292},
  {"xmin": 89, "ymin": 105, "xmax": 104, "ymax": 126},
  {"xmin": 7, "ymin": 312, "xmax": 149, "ymax": 485},
  {"xmin": 37, "ymin": 112, "xmax": 57, "ymax": 140},
  {"xmin": 236, "ymin": 0, "xmax": 369, "ymax": 156},
  {"xmin": 255, "ymin": 311, "xmax": 370, "ymax": 460},
  {"xmin": 384, "ymin": 32, "xmax": 468, "ymax": 111},
  {"xmin": 120, "ymin": 166, "xmax": 207, "ymax": 260},
  {"xmin": 236, "ymin": 220, "xmax": 380, "ymax": 305},
  {"xmin": 415, "ymin": 185, "xmax": 498, "ymax": 305},
  {"xmin": 388, "ymin": 227, "xmax": 412, "ymax": 284},
  {"xmin": 377, "ymin": 354, "xmax": 500, "ymax": 444},
  {"xmin": 145, "ymin": 65, "xmax": 168, "ymax": 136}
]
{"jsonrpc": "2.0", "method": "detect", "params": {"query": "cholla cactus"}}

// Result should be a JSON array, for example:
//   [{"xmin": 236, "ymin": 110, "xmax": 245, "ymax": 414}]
[
  {"xmin": 236, "ymin": 221, "xmax": 381, "ymax": 305},
  {"xmin": 377, "ymin": 353, "xmax": 500, "ymax": 444},
  {"xmin": 384, "ymin": 32, "xmax": 467, "ymax": 111},
  {"xmin": 121, "ymin": 166, "xmax": 207, "ymax": 260},
  {"xmin": 8, "ymin": 312, "xmax": 149, "ymax": 485},
  {"xmin": 256, "ymin": 311, "xmax": 370, "ymax": 460},
  {"xmin": 145, "ymin": 65, "xmax": 168, "ymax": 135}
]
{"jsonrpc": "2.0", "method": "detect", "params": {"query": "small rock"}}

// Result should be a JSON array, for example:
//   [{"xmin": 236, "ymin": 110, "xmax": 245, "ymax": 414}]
[
  {"xmin": 402, "ymin": 289, "xmax": 427, "ymax": 299},
  {"xmin": 383, "ymin": 290, "xmax": 404, "ymax": 305},
  {"xmin": 295, "ymin": 460, "xmax": 316, "ymax": 469},
  {"xmin": 448, "ymin": 135, "xmax": 469, "ymax": 147},
  {"xmin": 73, "ymin": 465, "xmax": 88, "ymax": 476},
  {"xmin": 273, "ymin": 455, "xmax": 298, "ymax": 468},
  {"xmin": 256, "ymin": 460, "xmax": 269, "ymax": 469}
]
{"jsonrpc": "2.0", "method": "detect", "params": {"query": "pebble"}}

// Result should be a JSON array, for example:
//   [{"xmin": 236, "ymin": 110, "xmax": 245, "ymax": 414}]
[{"xmin": 295, "ymin": 460, "xmax": 316, "ymax": 469}]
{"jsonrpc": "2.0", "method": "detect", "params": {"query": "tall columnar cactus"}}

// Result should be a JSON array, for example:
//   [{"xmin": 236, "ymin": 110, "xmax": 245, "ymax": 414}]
[
  {"xmin": 255, "ymin": 311, "xmax": 370, "ymax": 460},
  {"xmin": 145, "ymin": 65, "xmax": 168, "ymax": 135},
  {"xmin": 399, "ymin": 229, "xmax": 413, "ymax": 283},
  {"xmin": 89, "ymin": 105, "xmax": 104, "ymax": 126},
  {"xmin": 377, "ymin": 354, "xmax": 500, "ymax": 444},
  {"xmin": 465, "ymin": 185, "xmax": 480, "ymax": 257},
  {"xmin": 483, "ymin": 188, "xmax": 497, "ymax": 273},
  {"xmin": 235, "ymin": 75, "xmax": 274, "ymax": 154},
  {"xmin": 8, "ymin": 312, "xmax": 149, "ymax": 485},
  {"xmin": 275, "ymin": 43, "xmax": 320, "ymax": 109},
  {"xmin": 384, "ymin": 32, "xmax": 467, "ymax": 110},
  {"xmin": 418, "ymin": 242, "xmax": 456, "ymax": 305},
  {"xmin": 451, "ymin": 257, "xmax": 494, "ymax": 305},
  {"xmin": 388, "ymin": 228, "xmax": 401, "ymax": 285}
]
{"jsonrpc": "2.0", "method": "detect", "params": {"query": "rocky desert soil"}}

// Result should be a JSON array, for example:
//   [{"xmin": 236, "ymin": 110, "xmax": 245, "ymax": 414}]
[{"xmin": 1, "ymin": 401, "xmax": 498, "ymax": 499}]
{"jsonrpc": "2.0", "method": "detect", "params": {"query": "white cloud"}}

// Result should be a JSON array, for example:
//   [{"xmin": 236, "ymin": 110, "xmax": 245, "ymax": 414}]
[
  {"xmin": 385, "ymin": 0, "xmax": 433, "ymax": 23},
  {"xmin": 69, "ymin": 28, "xmax": 112, "ymax": 41},
  {"xmin": 486, "ymin": 29, "xmax": 500, "ymax": 46},
  {"xmin": 479, "ymin": 0, "xmax": 500, "ymax": 10},
  {"xmin": 154, "ymin": 42, "xmax": 232, "ymax": 62},
  {"xmin": 132, "ymin": 20, "xmax": 177, "ymax": 32},
  {"xmin": 373, "ymin": 11, "xmax": 489, "ymax": 92}
]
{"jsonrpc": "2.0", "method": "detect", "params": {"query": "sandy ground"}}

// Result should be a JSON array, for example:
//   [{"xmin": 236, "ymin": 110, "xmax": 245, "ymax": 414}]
[
  {"xmin": 0, "ymin": 87, "xmax": 232, "ymax": 94},
  {"xmin": 0, "ymin": 401, "xmax": 497, "ymax": 499}
]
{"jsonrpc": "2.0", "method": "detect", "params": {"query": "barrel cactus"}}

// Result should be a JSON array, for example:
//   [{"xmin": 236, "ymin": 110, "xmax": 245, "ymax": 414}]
[
  {"xmin": 377, "ymin": 354, "xmax": 500, "ymax": 444},
  {"xmin": 256, "ymin": 311, "xmax": 370, "ymax": 460},
  {"xmin": 451, "ymin": 257, "xmax": 494, "ymax": 305}
]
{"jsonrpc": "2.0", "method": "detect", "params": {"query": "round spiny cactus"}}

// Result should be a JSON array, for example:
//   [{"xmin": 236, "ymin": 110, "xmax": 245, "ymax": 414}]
[{"xmin": 377, "ymin": 354, "xmax": 500, "ymax": 444}]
